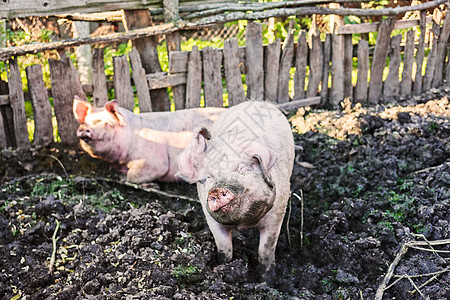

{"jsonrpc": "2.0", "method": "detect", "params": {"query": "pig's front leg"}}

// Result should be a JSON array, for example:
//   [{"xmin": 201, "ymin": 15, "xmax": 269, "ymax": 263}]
[
  {"xmin": 257, "ymin": 200, "xmax": 287, "ymax": 273},
  {"xmin": 202, "ymin": 205, "xmax": 233, "ymax": 263}
]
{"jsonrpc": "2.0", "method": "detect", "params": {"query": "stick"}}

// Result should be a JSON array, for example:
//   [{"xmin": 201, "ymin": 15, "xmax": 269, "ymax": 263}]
[
  {"xmin": 293, "ymin": 191, "xmax": 304, "ymax": 248},
  {"xmin": 97, "ymin": 177, "xmax": 200, "ymax": 203},
  {"xmin": 49, "ymin": 218, "xmax": 60, "ymax": 274},
  {"xmin": 374, "ymin": 243, "xmax": 409, "ymax": 300},
  {"xmin": 286, "ymin": 196, "xmax": 292, "ymax": 247}
]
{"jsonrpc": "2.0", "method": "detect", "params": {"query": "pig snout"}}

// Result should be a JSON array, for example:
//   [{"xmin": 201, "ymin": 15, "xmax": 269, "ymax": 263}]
[
  {"xmin": 77, "ymin": 125, "xmax": 92, "ymax": 141},
  {"xmin": 208, "ymin": 188, "xmax": 235, "ymax": 212}
]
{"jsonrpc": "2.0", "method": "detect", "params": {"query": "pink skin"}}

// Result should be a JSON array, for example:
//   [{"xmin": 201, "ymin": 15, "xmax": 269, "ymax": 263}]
[
  {"xmin": 177, "ymin": 101, "xmax": 295, "ymax": 276},
  {"xmin": 208, "ymin": 188, "xmax": 235, "ymax": 212},
  {"xmin": 73, "ymin": 96, "xmax": 224, "ymax": 183}
]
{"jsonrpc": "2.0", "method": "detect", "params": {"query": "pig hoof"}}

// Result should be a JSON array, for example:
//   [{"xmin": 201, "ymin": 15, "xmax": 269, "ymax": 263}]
[
  {"xmin": 260, "ymin": 264, "xmax": 277, "ymax": 286},
  {"xmin": 216, "ymin": 252, "xmax": 231, "ymax": 265}
]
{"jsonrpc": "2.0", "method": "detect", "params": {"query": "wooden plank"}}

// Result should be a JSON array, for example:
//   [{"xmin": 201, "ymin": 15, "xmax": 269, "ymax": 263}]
[
  {"xmin": 264, "ymin": 38, "xmax": 281, "ymax": 102},
  {"xmin": 422, "ymin": 21, "xmax": 440, "ymax": 92},
  {"xmin": 343, "ymin": 34, "xmax": 353, "ymax": 100},
  {"xmin": 320, "ymin": 34, "xmax": 331, "ymax": 106},
  {"xmin": 129, "ymin": 48, "xmax": 152, "ymax": 112},
  {"xmin": 330, "ymin": 32, "xmax": 344, "ymax": 108},
  {"xmin": 25, "ymin": 65, "xmax": 53, "ymax": 147},
  {"xmin": 276, "ymin": 96, "xmax": 321, "ymax": 110},
  {"xmin": 92, "ymin": 48, "xmax": 108, "ymax": 107},
  {"xmin": 202, "ymin": 47, "xmax": 223, "ymax": 107},
  {"xmin": 432, "ymin": 10, "xmax": 450, "ymax": 88},
  {"xmin": 122, "ymin": 9, "xmax": 170, "ymax": 111},
  {"xmin": 73, "ymin": 21, "xmax": 93, "ymax": 85},
  {"xmin": 337, "ymin": 16, "xmax": 433, "ymax": 34},
  {"xmin": 246, "ymin": 21, "xmax": 264, "ymax": 100},
  {"xmin": 224, "ymin": 38, "xmax": 245, "ymax": 106},
  {"xmin": 294, "ymin": 31, "xmax": 308, "ymax": 100},
  {"xmin": 146, "ymin": 72, "xmax": 186, "ymax": 89},
  {"xmin": 0, "ymin": 79, "xmax": 15, "ymax": 148},
  {"xmin": 185, "ymin": 46, "xmax": 202, "ymax": 108},
  {"xmin": 277, "ymin": 20, "xmax": 295, "ymax": 103},
  {"xmin": 113, "ymin": 55, "xmax": 135, "ymax": 111},
  {"xmin": 400, "ymin": 30, "xmax": 415, "ymax": 97},
  {"xmin": 383, "ymin": 34, "xmax": 402, "ymax": 99},
  {"xmin": 49, "ymin": 57, "xmax": 85, "ymax": 145},
  {"xmin": 7, "ymin": 59, "xmax": 30, "ymax": 149},
  {"xmin": 368, "ymin": 18, "xmax": 396, "ymax": 104},
  {"xmin": 354, "ymin": 39, "xmax": 369, "ymax": 103},
  {"xmin": 164, "ymin": 0, "xmax": 186, "ymax": 110},
  {"xmin": 0, "ymin": 109, "xmax": 5, "ymax": 148},
  {"xmin": 413, "ymin": 10, "xmax": 427, "ymax": 95},
  {"xmin": 306, "ymin": 33, "xmax": 323, "ymax": 98}
]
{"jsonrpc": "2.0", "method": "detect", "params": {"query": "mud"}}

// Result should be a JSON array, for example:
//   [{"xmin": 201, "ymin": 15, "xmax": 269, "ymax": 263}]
[{"xmin": 0, "ymin": 94, "xmax": 449, "ymax": 299}]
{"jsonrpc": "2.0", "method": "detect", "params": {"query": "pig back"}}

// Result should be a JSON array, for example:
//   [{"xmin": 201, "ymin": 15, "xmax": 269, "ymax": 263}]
[{"xmin": 208, "ymin": 101, "xmax": 294, "ymax": 192}]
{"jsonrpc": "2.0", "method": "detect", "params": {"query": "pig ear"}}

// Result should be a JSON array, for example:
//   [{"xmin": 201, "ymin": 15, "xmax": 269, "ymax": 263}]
[
  {"xmin": 176, "ymin": 127, "xmax": 211, "ymax": 183},
  {"xmin": 105, "ymin": 100, "xmax": 127, "ymax": 126},
  {"xmin": 246, "ymin": 144, "xmax": 277, "ymax": 188},
  {"xmin": 73, "ymin": 96, "xmax": 93, "ymax": 124}
]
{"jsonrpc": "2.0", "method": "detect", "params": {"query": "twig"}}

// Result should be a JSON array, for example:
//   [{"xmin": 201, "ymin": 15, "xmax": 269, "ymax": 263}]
[
  {"xmin": 293, "ymin": 191, "xmax": 304, "ymax": 248},
  {"xmin": 49, "ymin": 219, "xmax": 60, "ymax": 274},
  {"xmin": 46, "ymin": 154, "xmax": 69, "ymax": 179},
  {"xmin": 396, "ymin": 267, "xmax": 450, "ymax": 279},
  {"xmin": 286, "ymin": 195, "xmax": 292, "ymax": 247},
  {"xmin": 413, "ymin": 161, "xmax": 450, "ymax": 174},
  {"xmin": 97, "ymin": 177, "xmax": 200, "ymax": 203},
  {"xmin": 405, "ymin": 275, "xmax": 428, "ymax": 299},
  {"xmin": 374, "ymin": 243, "xmax": 409, "ymax": 300}
]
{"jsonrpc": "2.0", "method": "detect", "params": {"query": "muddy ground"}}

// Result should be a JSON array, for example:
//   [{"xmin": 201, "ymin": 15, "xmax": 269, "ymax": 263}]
[{"xmin": 0, "ymin": 93, "xmax": 449, "ymax": 299}]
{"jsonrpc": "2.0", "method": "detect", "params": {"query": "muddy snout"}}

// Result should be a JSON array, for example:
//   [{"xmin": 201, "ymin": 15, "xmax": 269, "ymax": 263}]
[
  {"xmin": 208, "ymin": 188, "xmax": 235, "ymax": 212},
  {"xmin": 77, "ymin": 125, "xmax": 92, "ymax": 141}
]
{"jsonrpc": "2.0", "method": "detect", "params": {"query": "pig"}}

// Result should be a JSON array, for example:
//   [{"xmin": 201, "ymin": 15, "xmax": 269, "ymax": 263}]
[
  {"xmin": 73, "ymin": 96, "xmax": 225, "ymax": 183},
  {"xmin": 176, "ymin": 101, "xmax": 295, "ymax": 278}
]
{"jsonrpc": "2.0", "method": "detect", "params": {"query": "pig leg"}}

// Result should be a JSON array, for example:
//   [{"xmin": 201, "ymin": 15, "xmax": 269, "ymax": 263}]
[
  {"xmin": 257, "ymin": 195, "xmax": 289, "ymax": 273},
  {"xmin": 202, "ymin": 205, "xmax": 233, "ymax": 263}
]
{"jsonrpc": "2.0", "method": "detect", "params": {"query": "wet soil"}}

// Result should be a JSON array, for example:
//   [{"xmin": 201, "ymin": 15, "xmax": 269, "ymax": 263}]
[{"xmin": 0, "ymin": 94, "xmax": 449, "ymax": 299}]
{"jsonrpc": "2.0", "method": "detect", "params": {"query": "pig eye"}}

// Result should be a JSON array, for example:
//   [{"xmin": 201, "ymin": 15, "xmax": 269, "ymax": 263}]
[{"xmin": 91, "ymin": 119, "xmax": 102, "ymax": 125}]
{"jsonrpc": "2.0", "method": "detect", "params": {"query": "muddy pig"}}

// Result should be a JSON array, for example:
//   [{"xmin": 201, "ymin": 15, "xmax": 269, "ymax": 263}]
[
  {"xmin": 177, "ymin": 101, "xmax": 295, "ymax": 277},
  {"xmin": 73, "ymin": 96, "xmax": 225, "ymax": 183}
]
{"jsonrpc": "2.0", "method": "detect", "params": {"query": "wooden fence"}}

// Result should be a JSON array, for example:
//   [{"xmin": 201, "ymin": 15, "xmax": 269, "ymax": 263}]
[{"xmin": 1, "ymin": 2, "xmax": 450, "ymax": 150}]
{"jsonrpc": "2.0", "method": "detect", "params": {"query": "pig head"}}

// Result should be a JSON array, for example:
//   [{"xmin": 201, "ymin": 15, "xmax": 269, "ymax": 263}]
[
  {"xmin": 73, "ymin": 96, "xmax": 224, "ymax": 183},
  {"xmin": 177, "ymin": 101, "xmax": 295, "ymax": 277}
]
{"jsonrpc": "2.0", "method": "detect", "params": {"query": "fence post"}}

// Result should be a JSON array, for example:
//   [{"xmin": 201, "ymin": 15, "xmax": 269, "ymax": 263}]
[
  {"xmin": 224, "ymin": 38, "xmax": 245, "ymax": 106},
  {"xmin": 354, "ymin": 39, "xmax": 369, "ymax": 103},
  {"xmin": 202, "ymin": 47, "xmax": 223, "ymax": 107},
  {"xmin": 26, "ymin": 65, "xmax": 53, "ymax": 147},
  {"xmin": 343, "ymin": 35, "xmax": 353, "ymax": 100},
  {"xmin": 185, "ymin": 46, "xmax": 202, "ymax": 108},
  {"xmin": 413, "ymin": 11, "xmax": 427, "ymax": 95},
  {"xmin": 73, "ymin": 21, "xmax": 93, "ymax": 85},
  {"xmin": 277, "ymin": 20, "xmax": 295, "ymax": 103},
  {"xmin": 368, "ymin": 18, "xmax": 395, "ymax": 104},
  {"xmin": 264, "ymin": 38, "xmax": 281, "ymax": 102},
  {"xmin": 164, "ymin": 0, "xmax": 186, "ymax": 109},
  {"xmin": 422, "ymin": 21, "xmax": 440, "ymax": 91},
  {"xmin": 400, "ymin": 30, "xmax": 415, "ymax": 97},
  {"xmin": 246, "ymin": 22, "xmax": 264, "ymax": 100},
  {"xmin": 92, "ymin": 48, "xmax": 108, "ymax": 107},
  {"xmin": 7, "ymin": 58, "xmax": 30, "ymax": 149},
  {"xmin": 129, "ymin": 48, "xmax": 152, "ymax": 112},
  {"xmin": 320, "ymin": 34, "xmax": 332, "ymax": 106},
  {"xmin": 294, "ymin": 31, "xmax": 307, "ymax": 101},
  {"xmin": 384, "ymin": 34, "xmax": 402, "ymax": 100},
  {"xmin": 432, "ymin": 10, "xmax": 450, "ymax": 88},
  {"xmin": 113, "ymin": 55, "xmax": 135, "ymax": 111},
  {"xmin": 306, "ymin": 33, "xmax": 323, "ymax": 98},
  {"xmin": 122, "ymin": 9, "xmax": 170, "ymax": 111}
]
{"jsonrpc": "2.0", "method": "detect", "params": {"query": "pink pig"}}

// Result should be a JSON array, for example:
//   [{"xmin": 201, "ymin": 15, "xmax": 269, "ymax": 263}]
[
  {"xmin": 177, "ymin": 101, "xmax": 295, "ymax": 277},
  {"xmin": 73, "ymin": 97, "xmax": 224, "ymax": 183}
]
